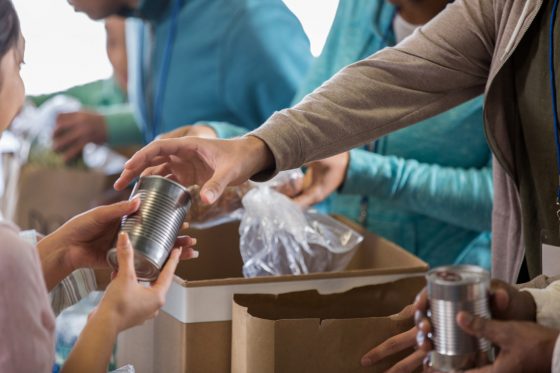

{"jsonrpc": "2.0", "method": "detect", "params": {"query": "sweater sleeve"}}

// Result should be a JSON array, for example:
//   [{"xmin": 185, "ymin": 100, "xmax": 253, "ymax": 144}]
[
  {"xmin": 342, "ymin": 148, "xmax": 493, "ymax": 232},
  {"xmin": 522, "ymin": 280, "xmax": 560, "ymax": 330},
  {"xmin": 0, "ymin": 224, "xmax": 55, "ymax": 373},
  {"xmin": 249, "ymin": 0, "xmax": 495, "ymax": 175}
]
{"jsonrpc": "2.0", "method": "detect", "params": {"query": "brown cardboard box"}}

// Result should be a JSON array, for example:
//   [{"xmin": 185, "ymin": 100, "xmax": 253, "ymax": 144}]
[
  {"xmin": 15, "ymin": 165, "xmax": 109, "ymax": 233},
  {"xmin": 232, "ymin": 277, "xmax": 426, "ymax": 373},
  {"xmin": 116, "ymin": 217, "xmax": 428, "ymax": 373}
]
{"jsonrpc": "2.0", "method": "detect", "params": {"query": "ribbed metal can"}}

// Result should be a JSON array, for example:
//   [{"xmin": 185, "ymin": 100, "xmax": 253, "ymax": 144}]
[
  {"xmin": 427, "ymin": 265, "xmax": 494, "ymax": 372},
  {"xmin": 106, "ymin": 176, "xmax": 192, "ymax": 281}
]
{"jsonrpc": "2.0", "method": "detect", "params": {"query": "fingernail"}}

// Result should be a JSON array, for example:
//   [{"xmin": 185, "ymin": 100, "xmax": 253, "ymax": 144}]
[
  {"xmin": 461, "ymin": 312, "xmax": 473, "ymax": 324},
  {"xmin": 191, "ymin": 250, "xmax": 199, "ymax": 259},
  {"xmin": 360, "ymin": 357, "xmax": 372, "ymax": 367},
  {"xmin": 205, "ymin": 190, "xmax": 216, "ymax": 203},
  {"xmin": 416, "ymin": 331, "xmax": 425, "ymax": 346},
  {"xmin": 190, "ymin": 238, "xmax": 197, "ymax": 245}
]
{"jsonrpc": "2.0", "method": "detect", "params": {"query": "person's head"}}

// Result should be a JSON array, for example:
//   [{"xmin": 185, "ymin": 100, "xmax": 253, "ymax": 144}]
[
  {"xmin": 105, "ymin": 16, "xmax": 128, "ymax": 93},
  {"xmin": 67, "ymin": 0, "xmax": 138, "ymax": 21},
  {"xmin": 0, "ymin": 0, "xmax": 25, "ymax": 133}
]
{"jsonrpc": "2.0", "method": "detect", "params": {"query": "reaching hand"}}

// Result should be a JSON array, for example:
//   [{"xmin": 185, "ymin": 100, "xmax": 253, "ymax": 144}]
[
  {"xmin": 158, "ymin": 124, "xmax": 217, "ymax": 139},
  {"xmin": 457, "ymin": 312, "xmax": 559, "ymax": 373},
  {"xmin": 114, "ymin": 136, "xmax": 274, "ymax": 205},
  {"xmin": 53, "ymin": 111, "xmax": 108, "ymax": 162},
  {"xmin": 292, "ymin": 152, "xmax": 349, "ymax": 207}
]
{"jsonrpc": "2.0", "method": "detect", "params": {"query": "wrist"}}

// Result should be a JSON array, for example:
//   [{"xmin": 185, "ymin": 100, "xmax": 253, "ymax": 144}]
[
  {"xmin": 94, "ymin": 302, "xmax": 125, "ymax": 335},
  {"xmin": 244, "ymin": 135, "xmax": 275, "ymax": 176},
  {"xmin": 36, "ymin": 232, "xmax": 74, "ymax": 289}
]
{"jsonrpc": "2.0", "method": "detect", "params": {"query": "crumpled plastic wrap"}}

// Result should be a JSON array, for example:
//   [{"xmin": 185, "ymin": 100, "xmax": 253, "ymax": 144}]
[
  {"xmin": 10, "ymin": 95, "xmax": 126, "ymax": 173},
  {"xmin": 188, "ymin": 169, "xmax": 304, "ymax": 228},
  {"xmin": 239, "ymin": 187, "xmax": 363, "ymax": 278}
]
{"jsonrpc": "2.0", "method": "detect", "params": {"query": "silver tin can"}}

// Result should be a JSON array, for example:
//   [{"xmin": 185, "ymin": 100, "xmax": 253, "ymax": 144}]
[
  {"xmin": 106, "ymin": 176, "xmax": 192, "ymax": 281},
  {"xmin": 427, "ymin": 265, "xmax": 494, "ymax": 372}
]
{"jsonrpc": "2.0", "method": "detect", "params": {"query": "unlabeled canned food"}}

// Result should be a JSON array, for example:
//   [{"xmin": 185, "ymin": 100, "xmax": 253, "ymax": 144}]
[
  {"xmin": 427, "ymin": 265, "xmax": 494, "ymax": 372},
  {"xmin": 107, "ymin": 176, "xmax": 192, "ymax": 281}
]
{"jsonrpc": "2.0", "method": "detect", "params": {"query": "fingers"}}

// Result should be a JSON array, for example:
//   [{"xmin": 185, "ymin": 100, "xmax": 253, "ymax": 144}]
[
  {"xmin": 116, "ymin": 232, "xmax": 137, "ymax": 281},
  {"xmin": 92, "ymin": 197, "xmax": 141, "ymax": 224},
  {"xmin": 61, "ymin": 141, "xmax": 87, "ymax": 162},
  {"xmin": 153, "ymin": 247, "xmax": 182, "ymax": 293},
  {"xmin": 385, "ymin": 348, "xmax": 427, "ymax": 373},
  {"xmin": 174, "ymin": 235, "xmax": 196, "ymax": 248},
  {"xmin": 490, "ymin": 287, "xmax": 510, "ymax": 317},
  {"xmin": 115, "ymin": 139, "xmax": 184, "ymax": 190},
  {"xmin": 361, "ymin": 327, "xmax": 417, "ymax": 367},
  {"xmin": 180, "ymin": 247, "xmax": 199, "ymax": 260},
  {"xmin": 53, "ymin": 126, "xmax": 84, "ymax": 152},
  {"xmin": 414, "ymin": 288, "xmax": 428, "ymax": 312},
  {"xmin": 456, "ymin": 312, "xmax": 506, "ymax": 345},
  {"xmin": 141, "ymin": 163, "xmax": 171, "ymax": 178},
  {"xmin": 292, "ymin": 186, "xmax": 323, "ymax": 208}
]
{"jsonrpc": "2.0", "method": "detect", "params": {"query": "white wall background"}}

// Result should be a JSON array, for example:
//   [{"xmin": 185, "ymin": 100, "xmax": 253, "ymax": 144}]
[{"xmin": 12, "ymin": 0, "xmax": 339, "ymax": 95}]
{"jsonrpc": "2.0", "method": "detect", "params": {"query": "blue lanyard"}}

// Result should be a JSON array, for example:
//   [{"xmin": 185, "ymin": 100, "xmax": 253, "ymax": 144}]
[
  {"xmin": 140, "ymin": 0, "xmax": 181, "ymax": 144},
  {"xmin": 550, "ymin": 0, "xmax": 560, "ymax": 202}
]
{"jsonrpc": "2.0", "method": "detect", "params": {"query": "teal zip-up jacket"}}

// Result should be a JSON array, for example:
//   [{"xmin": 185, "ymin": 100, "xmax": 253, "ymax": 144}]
[
  {"xmin": 125, "ymin": 0, "xmax": 311, "ymax": 143},
  {"xmin": 213, "ymin": 0, "xmax": 493, "ymax": 269}
]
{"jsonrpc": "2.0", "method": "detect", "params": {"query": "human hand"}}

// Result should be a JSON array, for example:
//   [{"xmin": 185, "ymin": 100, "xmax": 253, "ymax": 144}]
[
  {"xmin": 114, "ymin": 136, "xmax": 275, "ymax": 205},
  {"xmin": 360, "ymin": 296, "xmax": 432, "ymax": 372},
  {"xmin": 52, "ymin": 111, "xmax": 108, "ymax": 162},
  {"xmin": 38, "ymin": 199, "xmax": 197, "ymax": 290},
  {"xmin": 158, "ymin": 124, "xmax": 217, "ymax": 139},
  {"xmin": 292, "ymin": 152, "xmax": 349, "ymax": 207},
  {"xmin": 360, "ymin": 279, "xmax": 537, "ymax": 372},
  {"xmin": 95, "ymin": 232, "xmax": 183, "ymax": 333},
  {"xmin": 457, "ymin": 312, "xmax": 559, "ymax": 373}
]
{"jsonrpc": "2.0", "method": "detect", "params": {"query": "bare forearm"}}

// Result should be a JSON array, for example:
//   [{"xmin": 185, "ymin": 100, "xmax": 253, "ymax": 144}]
[
  {"xmin": 36, "ymin": 232, "xmax": 72, "ymax": 291},
  {"xmin": 61, "ymin": 309, "xmax": 119, "ymax": 373}
]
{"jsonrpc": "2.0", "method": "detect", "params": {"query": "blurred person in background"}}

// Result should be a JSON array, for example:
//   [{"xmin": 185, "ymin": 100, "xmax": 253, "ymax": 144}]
[
  {"xmin": 65, "ymin": 0, "xmax": 312, "ymax": 152},
  {"xmin": 163, "ymin": 0, "xmax": 493, "ymax": 271},
  {"xmin": 28, "ymin": 16, "xmax": 132, "ymax": 162},
  {"xmin": 0, "ymin": 1, "xmax": 197, "ymax": 371}
]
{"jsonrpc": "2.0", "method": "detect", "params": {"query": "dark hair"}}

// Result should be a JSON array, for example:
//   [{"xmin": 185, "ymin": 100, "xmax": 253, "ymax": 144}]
[{"xmin": 0, "ymin": 0, "xmax": 20, "ymax": 61}]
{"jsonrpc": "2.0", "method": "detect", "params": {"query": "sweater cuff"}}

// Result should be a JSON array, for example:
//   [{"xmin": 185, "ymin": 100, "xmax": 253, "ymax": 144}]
[
  {"xmin": 200, "ymin": 121, "xmax": 249, "ymax": 139},
  {"xmin": 340, "ymin": 148, "xmax": 381, "ymax": 195},
  {"xmin": 522, "ymin": 280, "xmax": 560, "ymax": 329},
  {"xmin": 102, "ymin": 108, "xmax": 143, "ymax": 146},
  {"xmin": 553, "ymin": 335, "xmax": 560, "ymax": 373}
]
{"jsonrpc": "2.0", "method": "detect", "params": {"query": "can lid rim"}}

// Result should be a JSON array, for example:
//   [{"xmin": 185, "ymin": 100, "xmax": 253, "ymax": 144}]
[{"xmin": 140, "ymin": 175, "xmax": 191, "ymax": 194}]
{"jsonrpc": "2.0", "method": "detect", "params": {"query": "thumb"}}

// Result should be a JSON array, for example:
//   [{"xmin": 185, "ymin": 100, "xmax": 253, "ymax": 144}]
[
  {"xmin": 200, "ymin": 171, "xmax": 230, "ymax": 205},
  {"xmin": 116, "ymin": 232, "xmax": 137, "ymax": 281},
  {"xmin": 457, "ymin": 311, "xmax": 505, "ymax": 345}
]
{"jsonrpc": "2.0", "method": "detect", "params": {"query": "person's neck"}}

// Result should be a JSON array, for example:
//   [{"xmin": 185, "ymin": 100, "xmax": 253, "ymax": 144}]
[{"xmin": 397, "ymin": 0, "xmax": 449, "ymax": 25}]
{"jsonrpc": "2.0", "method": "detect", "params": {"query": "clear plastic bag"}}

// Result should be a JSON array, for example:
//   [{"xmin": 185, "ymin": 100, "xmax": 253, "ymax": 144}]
[
  {"xmin": 239, "ymin": 187, "xmax": 363, "ymax": 278},
  {"xmin": 189, "ymin": 169, "xmax": 304, "ymax": 229}
]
